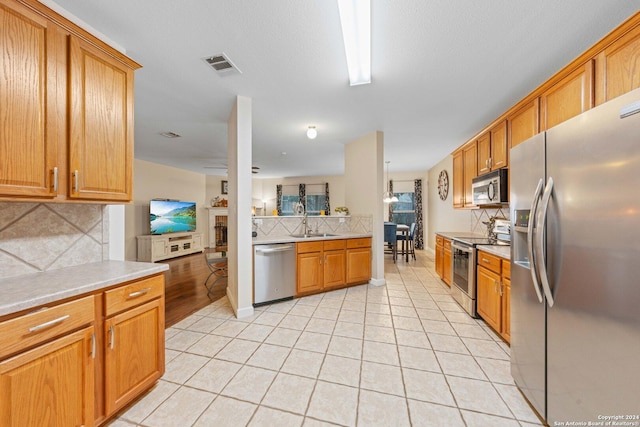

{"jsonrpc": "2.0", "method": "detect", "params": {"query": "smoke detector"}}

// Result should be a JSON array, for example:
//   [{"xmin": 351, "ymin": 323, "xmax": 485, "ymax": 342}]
[{"xmin": 203, "ymin": 53, "xmax": 241, "ymax": 76}]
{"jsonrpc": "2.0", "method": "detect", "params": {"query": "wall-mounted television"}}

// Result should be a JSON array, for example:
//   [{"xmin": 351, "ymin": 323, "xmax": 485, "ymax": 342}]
[{"xmin": 150, "ymin": 200, "xmax": 196, "ymax": 234}]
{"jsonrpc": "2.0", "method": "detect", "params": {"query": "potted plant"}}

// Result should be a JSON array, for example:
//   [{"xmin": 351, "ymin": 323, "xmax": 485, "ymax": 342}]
[{"xmin": 334, "ymin": 206, "xmax": 349, "ymax": 216}]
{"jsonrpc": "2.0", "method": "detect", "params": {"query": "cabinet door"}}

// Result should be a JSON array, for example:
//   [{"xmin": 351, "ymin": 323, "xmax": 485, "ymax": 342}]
[
  {"xmin": 595, "ymin": 24, "xmax": 640, "ymax": 105},
  {"xmin": 346, "ymin": 247, "xmax": 371, "ymax": 284},
  {"xmin": 490, "ymin": 120, "xmax": 508, "ymax": 170},
  {"xmin": 435, "ymin": 243, "xmax": 444, "ymax": 278},
  {"xmin": 508, "ymin": 98, "xmax": 539, "ymax": 148},
  {"xmin": 452, "ymin": 150, "xmax": 464, "ymax": 208},
  {"xmin": 297, "ymin": 251, "xmax": 323, "ymax": 294},
  {"xmin": 0, "ymin": 1, "xmax": 59, "ymax": 198},
  {"xmin": 151, "ymin": 238, "xmax": 168, "ymax": 259},
  {"xmin": 104, "ymin": 298, "xmax": 164, "ymax": 416},
  {"xmin": 541, "ymin": 61, "xmax": 593, "ymax": 130},
  {"xmin": 477, "ymin": 266, "xmax": 501, "ymax": 332},
  {"xmin": 462, "ymin": 142, "xmax": 477, "ymax": 208},
  {"xmin": 501, "ymin": 277, "xmax": 511, "ymax": 343},
  {"xmin": 68, "ymin": 36, "xmax": 134, "ymax": 201},
  {"xmin": 476, "ymin": 132, "xmax": 491, "ymax": 176},
  {"xmin": 0, "ymin": 326, "xmax": 95, "ymax": 427},
  {"xmin": 443, "ymin": 241, "xmax": 452, "ymax": 286},
  {"xmin": 324, "ymin": 249, "xmax": 346, "ymax": 288}
]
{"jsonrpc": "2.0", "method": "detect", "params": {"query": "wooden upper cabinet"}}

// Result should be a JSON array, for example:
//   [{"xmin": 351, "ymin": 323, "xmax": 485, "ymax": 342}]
[
  {"xmin": 541, "ymin": 61, "xmax": 593, "ymax": 130},
  {"xmin": 489, "ymin": 120, "xmax": 508, "ymax": 169},
  {"xmin": 595, "ymin": 24, "xmax": 640, "ymax": 105},
  {"xmin": 508, "ymin": 98, "xmax": 539, "ymax": 148},
  {"xmin": 476, "ymin": 132, "xmax": 491, "ymax": 176},
  {"xmin": 0, "ymin": 1, "xmax": 59, "ymax": 198},
  {"xmin": 69, "ymin": 37, "xmax": 135, "ymax": 201},
  {"xmin": 462, "ymin": 141, "xmax": 477, "ymax": 208},
  {"xmin": 452, "ymin": 150, "xmax": 464, "ymax": 208}
]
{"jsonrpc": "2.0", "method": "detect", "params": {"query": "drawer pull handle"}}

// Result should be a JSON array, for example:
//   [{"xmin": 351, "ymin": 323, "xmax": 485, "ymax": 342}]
[
  {"xmin": 28, "ymin": 315, "xmax": 70, "ymax": 332},
  {"xmin": 129, "ymin": 288, "xmax": 151, "ymax": 298},
  {"xmin": 482, "ymin": 258, "xmax": 490, "ymax": 263}
]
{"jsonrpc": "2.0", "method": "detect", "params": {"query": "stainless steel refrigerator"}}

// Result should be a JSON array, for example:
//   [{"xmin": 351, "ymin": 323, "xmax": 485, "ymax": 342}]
[{"xmin": 510, "ymin": 87, "xmax": 640, "ymax": 424}]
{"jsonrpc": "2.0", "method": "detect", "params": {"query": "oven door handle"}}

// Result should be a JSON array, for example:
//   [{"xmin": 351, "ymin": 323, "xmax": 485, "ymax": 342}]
[{"xmin": 451, "ymin": 243, "xmax": 472, "ymax": 253}]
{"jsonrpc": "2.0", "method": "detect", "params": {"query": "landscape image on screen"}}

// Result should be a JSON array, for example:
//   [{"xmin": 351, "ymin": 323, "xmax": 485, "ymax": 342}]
[{"xmin": 150, "ymin": 200, "xmax": 196, "ymax": 234}]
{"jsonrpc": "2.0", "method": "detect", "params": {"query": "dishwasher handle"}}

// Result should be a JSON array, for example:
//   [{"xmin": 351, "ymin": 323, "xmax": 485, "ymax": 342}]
[{"xmin": 255, "ymin": 245, "xmax": 295, "ymax": 254}]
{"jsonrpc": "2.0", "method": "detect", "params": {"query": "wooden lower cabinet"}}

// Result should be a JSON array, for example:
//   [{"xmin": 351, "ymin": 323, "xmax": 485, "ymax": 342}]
[
  {"xmin": 435, "ymin": 235, "xmax": 444, "ymax": 278},
  {"xmin": 104, "ymin": 298, "xmax": 164, "ymax": 415},
  {"xmin": 296, "ymin": 237, "xmax": 371, "ymax": 296},
  {"xmin": 0, "ymin": 273, "xmax": 165, "ymax": 426},
  {"xmin": 477, "ymin": 265, "xmax": 502, "ymax": 333},
  {"xmin": 476, "ymin": 250, "xmax": 510, "ymax": 343},
  {"xmin": 0, "ymin": 326, "xmax": 95, "ymax": 427},
  {"xmin": 442, "ymin": 239, "xmax": 452, "ymax": 286}
]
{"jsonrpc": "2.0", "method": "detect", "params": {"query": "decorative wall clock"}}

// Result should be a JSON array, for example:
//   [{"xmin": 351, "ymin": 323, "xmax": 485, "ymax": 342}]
[{"xmin": 438, "ymin": 170, "xmax": 449, "ymax": 201}]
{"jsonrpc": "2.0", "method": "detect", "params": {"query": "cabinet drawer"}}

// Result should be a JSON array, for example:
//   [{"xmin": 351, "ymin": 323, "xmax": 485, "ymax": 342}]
[
  {"xmin": 105, "ymin": 274, "xmax": 164, "ymax": 317},
  {"xmin": 0, "ymin": 295, "xmax": 95, "ymax": 360},
  {"xmin": 324, "ymin": 239, "xmax": 346, "ymax": 251},
  {"xmin": 443, "ymin": 239, "xmax": 452, "ymax": 250},
  {"xmin": 297, "ymin": 241, "xmax": 323, "ymax": 254},
  {"xmin": 436, "ymin": 235, "xmax": 443, "ymax": 246},
  {"xmin": 502, "ymin": 258, "xmax": 511, "ymax": 279},
  {"xmin": 347, "ymin": 237, "xmax": 371, "ymax": 249},
  {"xmin": 478, "ymin": 251, "xmax": 501, "ymax": 274}
]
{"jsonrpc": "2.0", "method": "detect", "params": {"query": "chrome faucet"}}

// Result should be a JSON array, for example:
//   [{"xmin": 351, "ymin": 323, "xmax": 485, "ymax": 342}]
[{"xmin": 302, "ymin": 212, "xmax": 312, "ymax": 235}]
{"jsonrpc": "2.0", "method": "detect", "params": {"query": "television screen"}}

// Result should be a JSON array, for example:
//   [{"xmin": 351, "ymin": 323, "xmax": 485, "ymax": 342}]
[{"xmin": 150, "ymin": 200, "xmax": 196, "ymax": 234}]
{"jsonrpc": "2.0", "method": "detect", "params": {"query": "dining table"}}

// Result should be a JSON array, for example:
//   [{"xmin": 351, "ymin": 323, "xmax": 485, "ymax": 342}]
[{"xmin": 396, "ymin": 224, "xmax": 410, "ymax": 262}]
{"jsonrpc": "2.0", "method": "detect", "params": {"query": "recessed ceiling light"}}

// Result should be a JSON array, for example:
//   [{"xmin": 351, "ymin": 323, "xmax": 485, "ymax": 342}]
[
  {"xmin": 307, "ymin": 126, "xmax": 318, "ymax": 139},
  {"xmin": 160, "ymin": 131, "xmax": 181, "ymax": 138}
]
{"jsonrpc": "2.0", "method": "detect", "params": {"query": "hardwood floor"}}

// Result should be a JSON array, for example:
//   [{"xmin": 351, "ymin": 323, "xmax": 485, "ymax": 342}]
[{"xmin": 160, "ymin": 250, "xmax": 226, "ymax": 328}]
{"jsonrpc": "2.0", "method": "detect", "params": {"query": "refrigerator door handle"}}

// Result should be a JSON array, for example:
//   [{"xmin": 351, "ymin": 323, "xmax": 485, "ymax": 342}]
[
  {"xmin": 536, "ymin": 176, "xmax": 556, "ymax": 307},
  {"xmin": 528, "ymin": 178, "xmax": 545, "ymax": 303}
]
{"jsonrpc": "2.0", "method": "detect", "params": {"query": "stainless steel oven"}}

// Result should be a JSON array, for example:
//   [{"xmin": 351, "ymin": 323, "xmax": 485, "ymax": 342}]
[{"xmin": 450, "ymin": 239, "xmax": 477, "ymax": 317}]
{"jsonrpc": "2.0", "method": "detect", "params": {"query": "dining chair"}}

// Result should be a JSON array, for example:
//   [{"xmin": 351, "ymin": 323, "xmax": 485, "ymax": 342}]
[
  {"xmin": 204, "ymin": 252, "xmax": 228, "ymax": 296},
  {"xmin": 397, "ymin": 222, "xmax": 417, "ymax": 260},
  {"xmin": 384, "ymin": 223, "xmax": 398, "ymax": 263}
]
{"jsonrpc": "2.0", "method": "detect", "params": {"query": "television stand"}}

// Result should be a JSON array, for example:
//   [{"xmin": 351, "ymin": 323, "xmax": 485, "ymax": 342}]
[{"xmin": 137, "ymin": 232, "xmax": 204, "ymax": 262}]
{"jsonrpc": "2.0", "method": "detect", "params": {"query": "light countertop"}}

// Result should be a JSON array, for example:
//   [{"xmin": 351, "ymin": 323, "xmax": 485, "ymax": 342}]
[
  {"xmin": 252, "ymin": 232, "xmax": 372, "ymax": 245},
  {"xmin": 0, "ymin": 261, "xmax": 169, "ymax": 317},
  {"xmin": 435, "ymin": 231, "xmax": 486, "ymax": 240},
  {"xmin": 477, "ymin": 245, "xmax": 511, "ymax": 259}
]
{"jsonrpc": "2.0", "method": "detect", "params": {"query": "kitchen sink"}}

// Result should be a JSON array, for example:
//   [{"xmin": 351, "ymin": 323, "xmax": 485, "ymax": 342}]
[{"xmin": 290, "ymin": 233, "xmax": 339, "ymax": 238}]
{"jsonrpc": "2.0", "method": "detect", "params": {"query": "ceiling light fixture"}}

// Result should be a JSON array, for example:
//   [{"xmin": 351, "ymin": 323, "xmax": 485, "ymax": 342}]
[
  {"xmin": 307, "ymin": 126, "xmax": 318, "ymax": 139},
  {"xmin": 383, "ymin": 161, "xmax": 398, "ymax": 203},
  {"xmin": 337, "ymin": 0, "xmax": 371, "ymax": 86}
]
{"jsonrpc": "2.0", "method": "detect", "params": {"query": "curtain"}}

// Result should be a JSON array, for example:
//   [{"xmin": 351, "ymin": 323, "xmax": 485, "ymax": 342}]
[
  {"xmin": 324, "ymin": 183, "xmax": 331, "ymax": 215},
  {"xmin": 276, "ymin": 184, "xmax": 282, "ymax": 215},
  {"xmin": 414, "ymin": 179, "xmax": 424, "ymax": 250},
  {"xmin": 388, "ymin": 179, "xmax": 394, "ymax": 222},
  {"xmin": 298, "ymin": 183, "xmax": 306, "ymax": 211}
]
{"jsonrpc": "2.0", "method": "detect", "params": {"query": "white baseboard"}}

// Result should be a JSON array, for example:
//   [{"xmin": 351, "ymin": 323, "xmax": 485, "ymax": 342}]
[
  {"xmin": 225, "ymin": 287, "xmax": 254, "ymax": 319},
  {"xmin": 369, "ymin": 277, "xmax": 386, "ymax": 286}
]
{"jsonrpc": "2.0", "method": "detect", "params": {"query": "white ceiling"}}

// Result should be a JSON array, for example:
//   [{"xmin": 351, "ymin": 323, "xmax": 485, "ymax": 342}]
[{"xmin": 50, "ymin": 0, "xmax": 639, "ymax": 178}]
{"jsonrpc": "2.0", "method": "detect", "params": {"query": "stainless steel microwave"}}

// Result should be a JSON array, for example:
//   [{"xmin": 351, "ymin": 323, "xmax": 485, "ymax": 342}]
[{"xmin": 472, "ymin": 168, "xmax": 508, "ymax": 206}]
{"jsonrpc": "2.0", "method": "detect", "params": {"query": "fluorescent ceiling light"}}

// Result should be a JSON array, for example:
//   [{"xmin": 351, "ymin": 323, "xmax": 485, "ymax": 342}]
[{"xmin": 337, "ymin": 0, "xmax": 371, "ymax": 86}]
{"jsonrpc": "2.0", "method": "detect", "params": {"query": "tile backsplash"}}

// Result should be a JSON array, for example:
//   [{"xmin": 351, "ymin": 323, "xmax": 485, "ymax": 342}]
[
  {"xmin": 252, "ymin": 214, "xmax": 372, "ymax": 238},
  {"xmin": 471, "ymin": 208, "xmax": 510, "ymax": 236},
  {"xmin": 0, "ymin": 202, "xmax": 108, "ymax": 279}
]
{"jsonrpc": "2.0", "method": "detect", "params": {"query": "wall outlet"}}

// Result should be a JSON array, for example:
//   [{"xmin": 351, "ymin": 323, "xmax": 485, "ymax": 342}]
[{"xmin": 253, "ymin": 218, "xmax": 263, "ymax": 225}]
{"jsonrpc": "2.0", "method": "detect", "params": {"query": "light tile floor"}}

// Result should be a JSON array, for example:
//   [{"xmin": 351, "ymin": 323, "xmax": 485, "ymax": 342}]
[{"xmin": 108, "ymin": 251, "xmax": 544, "ymax": 427}]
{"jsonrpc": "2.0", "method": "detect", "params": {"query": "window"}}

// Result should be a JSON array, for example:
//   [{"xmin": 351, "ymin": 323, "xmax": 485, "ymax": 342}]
[
  {"xmin": 280, "ymin": 195, "xmax": 300, "ymax": 216},
  {"xmin": 280, "ymin": 194, "xmax": 327, "ymax": 215},
  {"xmin": 391, "ymin": 191, "xmax": 416, "ymax": 225}
]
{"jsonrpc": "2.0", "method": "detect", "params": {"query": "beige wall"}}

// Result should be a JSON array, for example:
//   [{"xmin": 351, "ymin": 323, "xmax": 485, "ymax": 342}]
[
  {"xmin": 127, "ymin": 159, "xmax": 207, "ymax": 260},
  {"xmin": 426, "ymin": 155, "xmax": 472, "ymax": 250},
  {"xmin": 345, "ymin": 131, "xmax": 385, "ymax": 285}
]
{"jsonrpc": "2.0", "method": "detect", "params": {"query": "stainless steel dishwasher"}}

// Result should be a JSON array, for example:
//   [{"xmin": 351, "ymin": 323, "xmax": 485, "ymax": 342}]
[{"xmin": 253, "ymin": 243, "xmax": 296, "ymax": 306}]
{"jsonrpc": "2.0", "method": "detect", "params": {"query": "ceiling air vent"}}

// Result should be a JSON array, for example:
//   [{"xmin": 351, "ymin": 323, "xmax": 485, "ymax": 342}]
[
  {"xmin": 160, "ymin": 131, "xmax": 181, "ymax": 138},
  {"xmin": 203, "ymin": 53, "xmax": 241, "ymax": 76}
]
